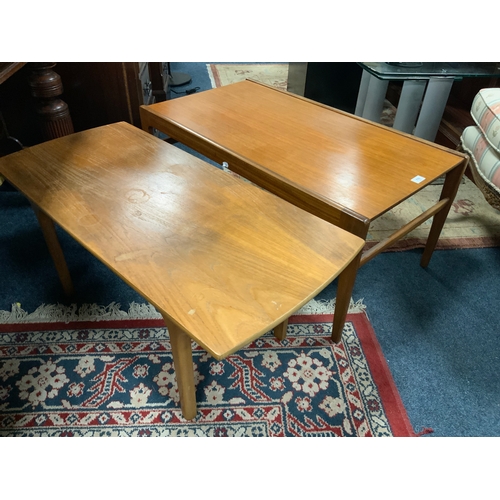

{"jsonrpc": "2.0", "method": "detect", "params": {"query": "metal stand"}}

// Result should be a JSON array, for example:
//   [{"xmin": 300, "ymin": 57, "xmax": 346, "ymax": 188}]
[
  {"xmin": 355, "ymin": 70, "xmax": 388, "ymax": 122},
  {"xmin": 392, "ymin": 80, "xmax": 427, "ymax": 134},
  {"xmin": 355, "ymin": 69, "xmax": 455, "ymax": 143},
  {"xmin": 413, "ymin": 77, "xmax": 454, "ymax": 141}
]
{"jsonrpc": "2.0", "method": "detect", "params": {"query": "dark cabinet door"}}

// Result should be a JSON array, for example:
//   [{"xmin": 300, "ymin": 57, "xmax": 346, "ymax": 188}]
[{"xmin": 56, "ymin": 62, "xmax": 146, "ymax": 132}]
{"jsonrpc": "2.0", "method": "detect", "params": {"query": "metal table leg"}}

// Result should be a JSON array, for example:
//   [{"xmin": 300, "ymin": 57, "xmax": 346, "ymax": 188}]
[
  {"xmin": 355, "ymin": 70, "xmax": 388, "ymax": 123},
  {"xmin": 413, "ymin": 77, "xmax": 454, "ymax": 141},
  {"xmin": 355, "ymin": 70, "xmax": 371, "ymax": 116},
  {"xmin": 362, "ymin": 74, "xmax": 388, "ymax": 123},
  {"xmin": 392, "ymin": 80, "xmax": 427, "ymax": 134}
]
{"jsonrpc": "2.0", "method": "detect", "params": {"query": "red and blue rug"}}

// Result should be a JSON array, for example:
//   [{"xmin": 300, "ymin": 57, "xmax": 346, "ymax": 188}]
[{"xmin": 0, "ymin": 303, "xmax": 417, "ymax": 436}]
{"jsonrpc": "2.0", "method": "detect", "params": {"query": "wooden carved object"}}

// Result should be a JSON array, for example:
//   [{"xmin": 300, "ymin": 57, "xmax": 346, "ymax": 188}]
[{"xmin": 29, "ymin": 63, "xmax": 74, "ymax": 140}]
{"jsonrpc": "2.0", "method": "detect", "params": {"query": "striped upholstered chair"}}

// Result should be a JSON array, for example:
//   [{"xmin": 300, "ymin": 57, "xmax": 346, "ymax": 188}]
[{"xmin": 460, "ymin": 88, "xmax": 500, "ymax": 211}]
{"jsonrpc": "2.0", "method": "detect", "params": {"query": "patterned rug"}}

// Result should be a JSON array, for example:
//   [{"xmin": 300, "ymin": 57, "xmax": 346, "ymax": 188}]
[
  {"xmin": 207, "ymin": 63, "xmax": 500, "ymax": 250},
  {"xmin": 0, "ymin": 302, "xmax": 418, "ymax": 437},
  {"xmin": 365, "ymin": 176, "xmax": 500, "ymax": 251},
  {"xmin": 207, "ymin": 63, "xmax": 288, "ymax": 91}
]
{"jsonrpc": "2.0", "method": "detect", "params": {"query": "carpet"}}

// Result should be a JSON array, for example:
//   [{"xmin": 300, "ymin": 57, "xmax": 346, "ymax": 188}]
[
  {"xmin": 365, "ymin": 176, "xmax": 500, "ymax": 251},
  {"xmin": 207, "ymin": 63, "xmax": 500, "ymax": 250},
  {"xmin": 0, "ymin": 302, "xmax": 418, "ymax": 437},
  {"xmin": 207, "ymin": 63, "xmax": 288, "ymax": 91}
]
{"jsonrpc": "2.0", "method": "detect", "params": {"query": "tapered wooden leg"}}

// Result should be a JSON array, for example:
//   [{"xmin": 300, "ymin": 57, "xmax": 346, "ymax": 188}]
[
  {"xmin": 331, "ymin": 251, "xmax": 362, "ymax": 343},
  {"xmin": 420, "ymin": 159, "xmax": 468, "ymax": 268},
  {"xmin": 273, "ymin": 318, "xmax": 289, "ymax": 341},
  {"xmin": 139, "ymin": 107, "xmax": 153, "ymax": 134},
  {"xmin": 163, "ymin": 317, "xmax": 197, "ymax": 420},
  {"xmin": 33, "ymin": 206, "xmax": 74, "ymax": 296},
  {"xmin": 139, "ymin": 109, "xmax": 177, "ymax": 144}
]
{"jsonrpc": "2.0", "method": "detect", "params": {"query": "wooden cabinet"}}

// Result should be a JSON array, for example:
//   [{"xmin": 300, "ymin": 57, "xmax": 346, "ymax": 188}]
[
  {"xmin": 0, "ymin": 62, "xmax": 171, "ymax": 154},
  {"xmin": 149, "ymin": 62, "xmax": 170, "ymax": 102},
  {"xmin": 56, "ymin": 62, "xmax": 169, "ymax": 132}
]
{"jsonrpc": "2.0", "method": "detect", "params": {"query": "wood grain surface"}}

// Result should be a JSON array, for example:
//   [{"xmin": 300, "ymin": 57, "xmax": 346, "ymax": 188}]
[
  {"xmin": 141, "ymin": 79, "xmax": 467, "ymax": 222},
  {"xmin": 0, "ymin": 122, "xmax": 364, "ymax": 359}
]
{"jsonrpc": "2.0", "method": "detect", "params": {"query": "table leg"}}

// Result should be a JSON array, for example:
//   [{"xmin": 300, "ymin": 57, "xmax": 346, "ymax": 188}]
[
  {"xmin": 273, "ymin": 318, "xmax": 289, "ymax": 341},
  {"xmin": 355, "ymin": 70, "xmax": 372, "ymax": 116},
  {"xmin": 413, "ymin": 77, "xmax": 454, "ymax": 142},
  {"xmin": 420, "ymin": 160, "xmax": 468, "ymax": 267},
  {"xmin": 140, "ymin": 107, "xmax": 154, "ymax": 134},
  {"xmin": 163, "ymin": 316, "xmax": 198, "ymax": 420},
  {"xmin": 329, "ymin": 213, "xmax": 368, "ymax": 342},
  {"xmin": 359, "ymin": 74, "xmax": 389, "ymax": 123},
  {"xmin": 392, "ymin": 80, "xmax": 426, "ymax": 134},
  {"xmin": 32, "ymin": 206, "xmax": 74, "ymax": 296},
  {"xmin": 331, "ymin": 250, "xmax": 362, "ymax": 343}
]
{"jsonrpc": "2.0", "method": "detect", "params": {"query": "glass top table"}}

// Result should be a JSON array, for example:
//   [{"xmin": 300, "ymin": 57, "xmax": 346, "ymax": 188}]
[
  {"xmin": 359, "ymin": 62, "xmax": 500, "ymax": 80},
  {"xmin": 355, "ymin": 62, "xmax": 500, "ymax": 141}
]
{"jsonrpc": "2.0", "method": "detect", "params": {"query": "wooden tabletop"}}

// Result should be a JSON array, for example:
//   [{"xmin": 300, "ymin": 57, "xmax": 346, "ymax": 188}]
[
  {"xmin": 0, "ymin": 122, "xmax": 364, "ymax": 359},
  {"xmin": 141, "ymin": 80, "xmax": 467, "ymax": 222}
]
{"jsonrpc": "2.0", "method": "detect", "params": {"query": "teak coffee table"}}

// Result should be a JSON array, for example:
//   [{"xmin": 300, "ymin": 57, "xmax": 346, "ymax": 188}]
[
  {"xmin": 0, "ymin": 122, "xmax": 364, "ymax": 420},
  {"xmin": 140, "ymin": 80, "xmax": 468, "ymax": 270}
]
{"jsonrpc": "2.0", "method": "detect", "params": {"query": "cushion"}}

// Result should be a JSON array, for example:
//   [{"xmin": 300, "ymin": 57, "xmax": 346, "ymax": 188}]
[
  {"xmin": 461, "ymin": 125, "xmax": 500, "ymax": 191},
  {"xmin": 470, "ymin": 88, "xmax": 500, "ymax": 154}
]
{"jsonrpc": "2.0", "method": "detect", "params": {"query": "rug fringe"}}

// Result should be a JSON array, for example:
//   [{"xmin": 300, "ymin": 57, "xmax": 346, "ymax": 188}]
[
  {"xmin": 0, "ymin": 298, "xmax": 365, "ymax": 324},
  {"xmin": 0, "ymin": 302, "xmax": 162, "ymax": 323},
  {"xmin": 296, "ymin": 298, "xmax": 366, "ymax": 315},
  {"xmin": 206, "ymin": 63, "xmax": 217, "ymax": 89}
]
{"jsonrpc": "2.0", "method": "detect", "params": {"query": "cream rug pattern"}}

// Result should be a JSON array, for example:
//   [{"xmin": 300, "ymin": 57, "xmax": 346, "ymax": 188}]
[
  {"xmin": 207, "ymin": 63, "xmax": 288, "ymax": 91},
  {"xmin": 365, "ymin": 176, "xmax": 500, "ymax": 250},
  {"xmin": 207, "ymin": 63, "xmax": 500, "ymax": 250}
]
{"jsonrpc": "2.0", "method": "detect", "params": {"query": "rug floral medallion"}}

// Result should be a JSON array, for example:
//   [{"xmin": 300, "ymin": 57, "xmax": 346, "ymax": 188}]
[{"xmin": 0, "ymin": 306, "xmax": 415, "ymax": 437}]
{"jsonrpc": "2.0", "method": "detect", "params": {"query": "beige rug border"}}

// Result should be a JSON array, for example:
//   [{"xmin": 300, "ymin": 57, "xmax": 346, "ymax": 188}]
[
  {"xmin": 0, "ymin": 298, "xmax": 366, "ymax": 324},
  {"xmin": 207, "ymin": 63, "xmax": 288, "ymax": 89}
]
